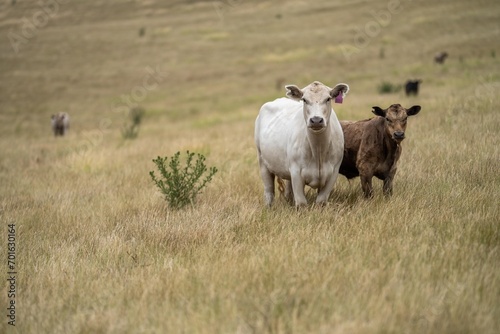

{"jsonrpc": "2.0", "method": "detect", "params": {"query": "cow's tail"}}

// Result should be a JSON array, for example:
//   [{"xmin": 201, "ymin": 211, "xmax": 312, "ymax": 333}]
[{"xmin": 276, "ymin": 177, "xmax": 285, "ymax": 196}]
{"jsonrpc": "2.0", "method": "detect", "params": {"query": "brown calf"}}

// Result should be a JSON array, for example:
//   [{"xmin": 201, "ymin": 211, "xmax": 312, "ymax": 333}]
[{"xmin": 339, "ymin": 104, "xmax": 421, "ymax": 198}]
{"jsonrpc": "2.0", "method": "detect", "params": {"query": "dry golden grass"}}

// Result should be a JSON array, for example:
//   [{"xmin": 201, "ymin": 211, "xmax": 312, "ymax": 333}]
[{"xmin": 1, "ymin": 0, "xmax": 499, "ymax": 333}]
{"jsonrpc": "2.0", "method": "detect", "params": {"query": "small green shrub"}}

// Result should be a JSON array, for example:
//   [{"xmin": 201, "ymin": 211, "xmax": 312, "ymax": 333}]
[
  {"xmin": 377, "ymin": 81, "xmax": 401, "ymax": 94},
  {"xmin": 150, "ymin": 151, "xmax": 218, "ymax": 209},
  {"xmin": 122, "ymin": 107, "xmax": 144, "ymax": 139}
]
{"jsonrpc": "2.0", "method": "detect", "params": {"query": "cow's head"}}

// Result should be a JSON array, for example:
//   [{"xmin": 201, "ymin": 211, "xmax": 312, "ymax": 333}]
[
  {"xmin": 286, "ymin": 81, "xmax": 349, "ymax": 133},
  {"xmin": 372, "ymin": 104, "xmax": 421, "ymax": 143}
]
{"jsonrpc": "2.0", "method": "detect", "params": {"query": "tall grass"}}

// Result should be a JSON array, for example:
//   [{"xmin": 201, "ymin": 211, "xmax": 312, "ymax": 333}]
[{"xmin": 0, "ymin": 0, "xmax": 499, "ymax": 333}]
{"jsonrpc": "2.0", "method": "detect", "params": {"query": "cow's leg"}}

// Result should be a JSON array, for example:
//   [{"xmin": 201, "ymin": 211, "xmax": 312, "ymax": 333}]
[
  {"xmin": 316, "ymin": 173, "xmax": 337, "ymax": 205},
  {"xmin": 259, "ymin": 163, "xmax": 275, "ymax": 207},
  {"xmin": 284, "ymin": 180, "xmax": 294, "ymax": 204},
  {"xmin": 383, "ymin": 178, "xmax": 393, "ymax": 196},
  {"xmin": 383, "ymin": 167, "xmax": 397, "ymax": 196},
  {"xmin": 290, "ymin": 170, "xmax": 307, "ymax": 207},
  {"xmin": 360, "ymin": 173, "xmax": 374, "ymax": 198}
]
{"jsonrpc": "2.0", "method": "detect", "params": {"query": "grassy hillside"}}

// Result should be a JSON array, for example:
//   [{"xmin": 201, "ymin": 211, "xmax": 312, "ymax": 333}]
[{"xmin": 1, "ymin": 0, "xmax": 499, "ymax": 333}]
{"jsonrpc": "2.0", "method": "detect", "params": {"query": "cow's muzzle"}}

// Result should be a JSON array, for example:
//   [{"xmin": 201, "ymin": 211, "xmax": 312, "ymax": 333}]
[
  {"xmin": 308, "ymin": 116, "xmax": 325, "ymax": 131},
  {"xmin": 393, "ymin": 131, "xmax": 405, "ymax": 141}
]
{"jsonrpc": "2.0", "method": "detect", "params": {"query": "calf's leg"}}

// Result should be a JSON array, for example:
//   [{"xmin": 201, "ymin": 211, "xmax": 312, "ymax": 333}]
[
  {"xmin": 383, "ymin": 177, "xmax": 394, "ymax": 196},
  {"xmin": 360, "ymin": 174, "xmax": 374, "ymax": 198},
  {"xmin": 383, "ymin": 167, "xmax": 397, "ymax": 196}
]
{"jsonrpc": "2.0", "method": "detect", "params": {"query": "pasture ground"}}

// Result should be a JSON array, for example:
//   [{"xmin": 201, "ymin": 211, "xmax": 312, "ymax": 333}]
[{"xmin": 1, "ymin": 0, "xmax": 499, "ymax": 333}]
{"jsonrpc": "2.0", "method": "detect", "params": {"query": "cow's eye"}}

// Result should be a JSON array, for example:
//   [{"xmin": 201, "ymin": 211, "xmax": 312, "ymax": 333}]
[
  {"xmin": 325, "ymin": 97, "xmax": 331, "ymax": 103},
  {"xmin": 385, "ymin": 118, "xmax": 392, "ymax": 123},
  {"xmin": 302, "ymin": 98, "xmax": 309, "ymax": 104}
]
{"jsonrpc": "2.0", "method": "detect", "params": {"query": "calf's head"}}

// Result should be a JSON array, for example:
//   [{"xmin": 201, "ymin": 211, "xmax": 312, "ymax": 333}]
[
  {"xmin": 286, "ymin": 81, "xmax": 349, "ymax": 132},
  {"xmin": 372, "ymin": 104, "xmax": 421, "ymax": 142}
]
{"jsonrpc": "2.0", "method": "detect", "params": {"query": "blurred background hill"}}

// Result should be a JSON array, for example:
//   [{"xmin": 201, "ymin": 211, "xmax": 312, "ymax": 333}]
[{"xmin": 1, "ymin": 0, "xmax": 499, "ymax": 135}]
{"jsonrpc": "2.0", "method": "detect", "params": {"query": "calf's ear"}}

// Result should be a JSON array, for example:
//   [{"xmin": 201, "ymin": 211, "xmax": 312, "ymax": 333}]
[
  {"xmin": 330, "ymin": 83, "xmax": 349, "ymax": 99},
  {"xmin": 285, "ymin": 85, "xmax": 303, "ymax": 101},
  {"xmin": 372, "ymin": 106, "xmax": 386, "ymax": 117},
  {"xmin": 407, "ymin": 105, "xmax": 421, "ymax": 116}
]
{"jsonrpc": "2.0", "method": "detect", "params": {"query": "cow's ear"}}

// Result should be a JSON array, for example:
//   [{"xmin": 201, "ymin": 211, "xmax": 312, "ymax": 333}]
[
  {"xmin": 330, "ymin": 83, "xmax": 349, "ymax": 98},
  {"xmin": 407, "ymin": 105, "xmax": 421, "ymax": 116},
  {"xmin": 372, "ymin": 106, "xmax": 386, "ymax": 117},
  {"xmin": 285, "ymin": 85, "xmax": 303, "ymax": 101}
]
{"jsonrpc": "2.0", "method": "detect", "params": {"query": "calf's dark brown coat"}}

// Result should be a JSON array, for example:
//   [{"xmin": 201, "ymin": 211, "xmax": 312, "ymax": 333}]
[{"xmin": 339, "ymin": 104, "xmax": 421, "ymax": 197}]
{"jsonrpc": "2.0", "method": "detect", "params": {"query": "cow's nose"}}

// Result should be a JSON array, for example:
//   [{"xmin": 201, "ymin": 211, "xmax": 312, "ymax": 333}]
[
  {"xmin": 394, "ymin": 131, "xmax": 405, "ymax": 139},
  {"xmin": 310, "ymin": 116, "xmax": 324, "ymax": 125}
]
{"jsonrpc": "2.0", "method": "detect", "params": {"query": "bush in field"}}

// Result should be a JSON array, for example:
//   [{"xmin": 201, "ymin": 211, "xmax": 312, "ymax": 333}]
[
  {"xmin": 150, "ymin": 151, "xmax": 218, "ymax": 209},
  {"xmin": 377, "ymin": 81, "xmax": 402, "ymax": 94},
  {"xmin": 122, "ymin": 107, "xmax": 144, "ymax": 139}
]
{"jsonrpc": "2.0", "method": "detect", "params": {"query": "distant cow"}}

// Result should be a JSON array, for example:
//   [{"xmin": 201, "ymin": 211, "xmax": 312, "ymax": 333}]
[
  {"xmin": 255, "ymin": 81, "xmax": 349, "ymax": 207},
  {"xmin": 51, "ymin": 112, "xmax": 70, "ymax": 136},
  {"xmin": 434, "ymin": 52, "xmax": 448, "ymax": 64},
  {"xmin": 405, "ymin": 79, "xmax": 422, "ymax": 96},
  {"xmin": 339, "ymin": 104, "xmax": 421, "ymax": 198}
]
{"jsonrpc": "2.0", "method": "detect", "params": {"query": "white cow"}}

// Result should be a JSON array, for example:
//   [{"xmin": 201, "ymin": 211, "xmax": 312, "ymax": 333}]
[{"xmin": 255, "ymin": 81, "xmax": 349, "ymax": 207}]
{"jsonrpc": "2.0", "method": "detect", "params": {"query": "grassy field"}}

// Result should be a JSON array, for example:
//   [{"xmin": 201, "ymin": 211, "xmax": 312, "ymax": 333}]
[{"xmin": 1, "ymin": 0, "xmax": 499, "ymax": 333}]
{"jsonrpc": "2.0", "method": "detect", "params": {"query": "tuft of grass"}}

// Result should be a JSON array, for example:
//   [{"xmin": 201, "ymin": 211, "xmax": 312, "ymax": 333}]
[
  {"xmin": 150, "ymin": 151, "xmax": 218, "ymax": 209},
  {"xmin": 0, "ymin": 0, "xmax": 499, "ymax": 333},
  {"xmin": 377, "ymin": 81, "xmax": 402, "ymax": 94}
]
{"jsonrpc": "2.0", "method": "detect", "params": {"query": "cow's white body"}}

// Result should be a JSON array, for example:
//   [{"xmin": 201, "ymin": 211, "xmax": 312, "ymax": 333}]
[{"xmin": 255, "ymin": 81, "xmax": 348, "ymax": 206}]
